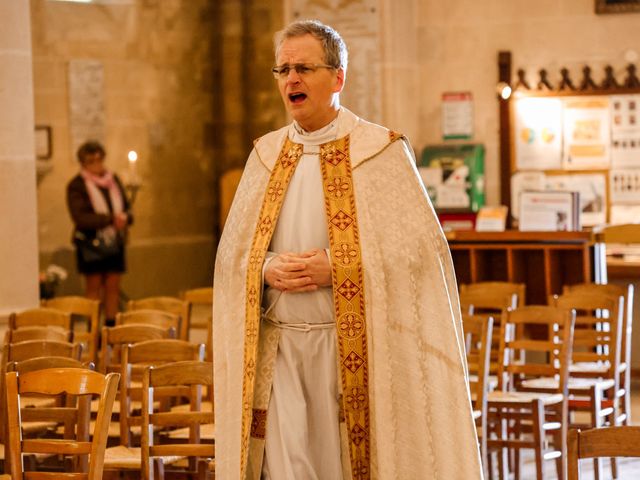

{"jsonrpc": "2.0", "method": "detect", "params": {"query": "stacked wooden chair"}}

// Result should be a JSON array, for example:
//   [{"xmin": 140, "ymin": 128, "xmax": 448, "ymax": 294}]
[
  {"xmin": 486, "ymin": 305, "xmax": 575, "ymax": 480},
  {"xmin": 462, "ymin": 314, "xmax": 493, "ymax": 479},
  {"xmin": 103, "ymin": 339, "xmax": 205, "ymax": 476},
  {"xmin": 127, "ymin": 297, "xmax": 192, "ymax": 341},
  {"xmin": 4, "ymin": 368, "xmax": 119, "ymax": 479},
  {"xmin": 568, "ymin": 426, "xmax": 640, "ymax": 479},
  {"xmin": 549, "ymin": 288, "xmax": 625, "ymax": 479},
  {"xmin": 141, "ymin": 360, "xmax": 214, "ymax": 479},
  {"xmin": 42, "ymin": 296, "xmax": 101, "ymax": 363},
  {"xmin": 563, "ymin": 282, "xmax": 634, "ymax": 428}
]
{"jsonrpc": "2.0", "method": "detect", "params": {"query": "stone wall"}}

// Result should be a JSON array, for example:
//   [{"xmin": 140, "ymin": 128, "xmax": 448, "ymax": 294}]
[{"xmin": 32, "ymin": 0, "xmax": 284, "ymax": 299}]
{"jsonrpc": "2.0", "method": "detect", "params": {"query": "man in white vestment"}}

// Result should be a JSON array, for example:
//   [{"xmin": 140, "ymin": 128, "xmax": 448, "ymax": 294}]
[{"xmin": 213, "ymin": 20, "xmax": 483, "ymax": 480}]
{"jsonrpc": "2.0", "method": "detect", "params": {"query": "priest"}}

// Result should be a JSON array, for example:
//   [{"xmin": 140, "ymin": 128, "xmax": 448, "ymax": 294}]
[{"xmin": 213, "ymin": 19, "xmax": 482, "ymax": 480}]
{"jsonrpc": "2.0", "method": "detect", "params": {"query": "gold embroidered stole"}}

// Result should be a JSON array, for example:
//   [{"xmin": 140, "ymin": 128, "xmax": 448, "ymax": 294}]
[
  {"xmin": 240, "ymin": 138, "xmax": 303, "ymax": 479},
  {"xmin": 320, "ymin": 136, "xmax": 370, "ymax": 480},
  {"xmin": 240, "ymin": 134, "xmax": 371, "ymax": 480}
]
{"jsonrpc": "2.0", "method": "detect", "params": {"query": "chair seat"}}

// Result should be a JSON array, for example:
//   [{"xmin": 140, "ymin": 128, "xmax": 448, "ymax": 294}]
[
  {"xmin": 104, "ymin": 445, "xmax": 184, "ymax": 469},
  {"xmin": 164, "ymin": 423, "xmax": 215, "ymax": 440},
  {"xmin": 570, "ymin": 362, "xmax": 610, "ymax": 375},
  {"xmin": 104, "ymin": 446, "xmax": 143, "ymax": 469},
  {"xmin": 170, "ymin": 401, "xmax": 213, "ymax": 413},
  {"xmin": 487, "ymin": 390, "xmax": 563, "ymax": 406},
  {"xmin": 521, "ymin": 377, "xmax": 615, "ymax": 392},
  {"xmin": 468, "ymin": 374, "xmax": 498, "ymax": 391}
]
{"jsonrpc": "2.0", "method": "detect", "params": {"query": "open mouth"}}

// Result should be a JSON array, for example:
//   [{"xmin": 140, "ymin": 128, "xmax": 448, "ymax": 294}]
[{"xmin": 288, "ymin": 93, "xmax": 307, "ymax": 104}]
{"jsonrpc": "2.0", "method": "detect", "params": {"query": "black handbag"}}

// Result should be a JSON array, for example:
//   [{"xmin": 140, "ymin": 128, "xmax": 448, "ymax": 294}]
[{"xmin": 74, "ymin": 231, "xmax": 122, "ymax": 264}]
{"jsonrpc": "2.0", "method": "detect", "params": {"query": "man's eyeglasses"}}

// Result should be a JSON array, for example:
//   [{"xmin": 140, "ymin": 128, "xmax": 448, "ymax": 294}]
[{"xmin": 271, "ymin": 63, "xmax": 336, "ymax": 79}]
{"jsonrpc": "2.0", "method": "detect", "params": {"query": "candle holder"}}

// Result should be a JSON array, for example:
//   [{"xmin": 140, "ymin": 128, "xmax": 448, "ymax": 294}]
[
  {"xmin": 125, "ymin": 181, "xmax": 141, "ymax": 206},
  {"xmin": 125, "ymin": 150, "xmax": 141, "ymax": 206}
]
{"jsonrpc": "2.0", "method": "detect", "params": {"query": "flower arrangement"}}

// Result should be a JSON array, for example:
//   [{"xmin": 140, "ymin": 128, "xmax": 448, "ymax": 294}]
[{"xmin": 39, "ymin": 264, "xmax": 68, "ymax": 299}]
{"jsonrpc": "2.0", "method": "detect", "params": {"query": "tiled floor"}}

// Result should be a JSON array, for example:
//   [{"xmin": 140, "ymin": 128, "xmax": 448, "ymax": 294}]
[{"xmin": 514, "ymin": 379, "xmax": 640, "ymax": 479}]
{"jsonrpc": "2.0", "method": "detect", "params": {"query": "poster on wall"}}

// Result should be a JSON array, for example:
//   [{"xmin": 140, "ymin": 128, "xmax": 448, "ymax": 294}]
[
  {"xmin": 545, "ymin": 173, "xmax": 607, "ymax": 226},
  {"xmin": 610, "ymin": 94, "xmax": 640, "ymax": 168},
  {"xmin": 510, "ymin": 171, "xmax": 546, "ymax": 220},
  {"xmin": 563, "ymin": 97, "xmax": 610, "ymax": 169},
  {"xmin": 442, "ymin": 92, "xmax": 473, "ymax": 140},
  {"xmin": 610, "ymin": 168, "xmax": 640, "ymax": 204},
  {"xmin": 518, "ymin": 191, "xmax": 579, "ymax": 232},
  {"xmin": 514, "ymin": 98, "xmax": 563, "ymax": 170}
]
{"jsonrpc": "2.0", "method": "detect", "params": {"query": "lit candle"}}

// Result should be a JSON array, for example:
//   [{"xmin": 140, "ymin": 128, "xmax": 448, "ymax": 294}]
[{"xmin": 127, "ymin": 150, "xmax": 138, "ymax": 184}]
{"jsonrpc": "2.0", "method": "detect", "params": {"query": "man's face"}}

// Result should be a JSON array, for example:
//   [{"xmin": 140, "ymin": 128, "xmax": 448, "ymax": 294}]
[{"xmin": 275, "ymin": 34, "xmax": 344, "ymax": 132}]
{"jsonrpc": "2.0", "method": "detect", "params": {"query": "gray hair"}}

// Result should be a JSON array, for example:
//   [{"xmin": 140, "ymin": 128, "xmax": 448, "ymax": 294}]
[{"xmin": 274, "ymin": 19, "xmax": 348, "ymax": 71}]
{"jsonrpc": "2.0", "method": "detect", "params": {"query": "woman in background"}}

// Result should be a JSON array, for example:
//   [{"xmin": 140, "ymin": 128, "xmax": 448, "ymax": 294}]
[{"xmin": 66, "ymin": 140, "xmax": 132, "ymax": 326}]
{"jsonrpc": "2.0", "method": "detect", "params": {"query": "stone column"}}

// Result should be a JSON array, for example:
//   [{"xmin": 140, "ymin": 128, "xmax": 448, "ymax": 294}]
[{"xmin": 0, "ymin": 0, "xmax": 39, "ymax": 316}]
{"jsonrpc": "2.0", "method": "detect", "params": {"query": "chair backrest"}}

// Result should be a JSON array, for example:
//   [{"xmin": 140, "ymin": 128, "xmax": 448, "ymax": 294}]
[
  {"xmin": 42, "ymin": 296, "xmax": 101, "ymax": 363},
  {"xmin": 9, "ymin": 307, "xmax": 72, "ymax": 331},
  {"xmin": 4, "ymin": 326, "xmax": 72, "ymax": 344},
  {"xmin": 119, "ymin": 339, "xmax": 205, "ymax": 447},
  {"xmin": 141, "ymin": 361, "xmax": 214, "ymax": 480},
  {"xmin": 0, "ymin": 340, "xmax": 83, "ymax": 444},
  {"xmin": 100, "ymin": 323, "xmax": 176, "ymax": 373},
  {"xmin": 5, "ymin": 368, "xmax": 120, "ymax": 479},
  {"xmin": 125, "ymin": 298, "xmax": 190, "ymax": 339},
  {"xmin": 3, "ymin": 340, "xmax": 83, "ymax": 366},
  {"xmin": 568, "ymin": 426, "xmax": 640, "ymax": 479},
  {"xmin": 462, "ymin": 313, "xmax": 493, "ymax": 410},
  {"xmin": 497, "ymin": 306, "xmax": 575, "ymax": 396},
  {"xmin": 116, "ymin": 309, "xmax": 182, "ymax": 339},
  {"xmin": 459, "ymin": 281, "xmax": 525, "ymax": 314},
  {"xmin": 181, "ymin": 287, "xmax": 213, "ymax": 305},
  {"xmin": 8, "ymin": 356, "xmax": 88, "ymax": 374},
  {"xmin": 551, "ymin": 291, "xmax": 624, "ymax": 378},
  {"xmin": 563, "ymin": 283, "xmax": 634, "ymax": 372},
  {"xmin": 181, "ymin": 287, "xmax": 213, "ymax": 331}
]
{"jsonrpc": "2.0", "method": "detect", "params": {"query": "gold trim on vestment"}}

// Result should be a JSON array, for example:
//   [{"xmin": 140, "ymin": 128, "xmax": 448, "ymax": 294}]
[
  {"xmin": 320, "ymin": 135, "xmax": 371, "ymax": 480},
  {"xmin": 240, "ymin": 137, "xmax": 302, "ymax": 479}
]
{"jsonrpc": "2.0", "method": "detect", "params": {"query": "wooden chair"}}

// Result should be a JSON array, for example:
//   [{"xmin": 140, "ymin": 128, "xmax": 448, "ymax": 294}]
[
  {"xmin": 5, "ymin": 368, "xmax": 119, "ymax": 479},
  {"xmin": 459, "ymin": 281, "xmax": 525, "ymax": 313},
  {"xmin": 563, "ymin": 282, "xmax": 634, "ymax": 427},
  {"xmin": 181, "ymin": 287, "xmax": 213, "ymax": 305},
  {"xmin": 568, "ymin": 426, "xmax": 640, "ymax": 480},
  {"xmin": 94, "ymin": 324, "xmax": 177, "ymax": 437},
  {"xmin": 116, "ymin": 310, "xmax": 181, "ymax": 341},
  {"xmin": 460, "ymin": 282, "xmax": 523, "ymax": 380},
  {"xmin": 462, "ymin": 313, "xmax": 493, "ymax": 479},
  {"xmin": 0, "ymin": 340, "xmax": 84, "ymax": 445},
  {"xmin": 103, "ymin": 340, "xmax": 205, "ymax": 475},
  {"xmin": 8, "ymin": 308, "xmax": 71, "ymax": 331},
  {"xmin": 99, "ymin": 324, "xmax": 177, "ymax": 374},
  {"xmin": 4, "ymin": 356, "xmax": 91, "ymax": 472},
  {"xmin": 1, "ymin": 340, "xmax": 83, "ymax": 375},
  {"xmin": 127, "ymin": 297, "xmax": 191, "ymax": 340},
  {"xmin": 4, "ymin": 326, "xmax": 71, "ymax": 344},
  {"xmin": 486, "ymin": 305, "xmax": 575, "ymax": 480},
  {"xmin": 551, "ymin": 290, "xmax": 624, "ymax": 479},
  {"xmin": 42, "ymin": 296, "xmax": 101, "ymax": 364},
  {"xmin": 141, "ymin": 361, "xmax": 214, "ymax": 480},
  {"xmin": 181, "ymin": 287, "xmax": 213, "ymax": 332}
]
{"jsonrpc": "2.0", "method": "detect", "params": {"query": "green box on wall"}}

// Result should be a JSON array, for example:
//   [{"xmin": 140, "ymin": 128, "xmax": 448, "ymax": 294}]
[{"xmin": 418, "ymin": 144, "xmax": 485, "ymax": 212}]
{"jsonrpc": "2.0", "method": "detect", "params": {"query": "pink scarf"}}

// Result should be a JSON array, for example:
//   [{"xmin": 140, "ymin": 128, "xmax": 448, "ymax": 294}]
[{"xmin": 81, "ymin": 169, "xmax": 124, "ymax": 244}]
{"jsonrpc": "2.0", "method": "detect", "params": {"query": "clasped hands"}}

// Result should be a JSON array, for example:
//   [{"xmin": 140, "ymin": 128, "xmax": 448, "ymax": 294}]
[{"xmin": 264, "ymin": 248, "xmax": 332, "ymax": 293}]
